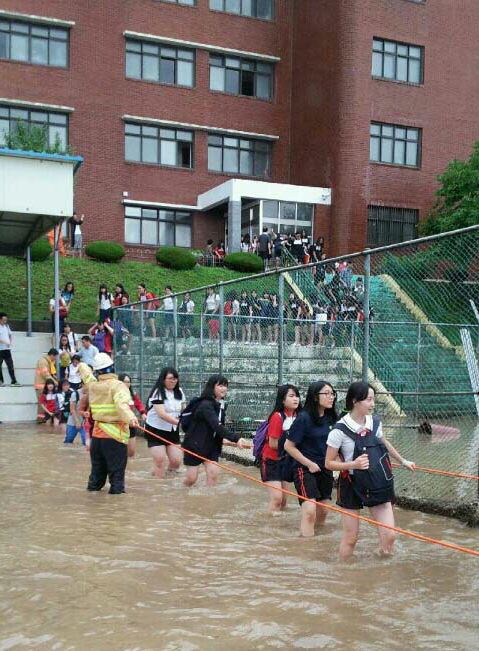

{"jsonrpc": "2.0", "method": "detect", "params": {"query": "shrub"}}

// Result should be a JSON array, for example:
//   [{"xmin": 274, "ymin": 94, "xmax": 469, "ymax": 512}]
[
  {"xmin": 156, "ymin": 246, "xmax": 196, "ymax": 270},
  {"xmin": 224, "ymin": 252, "xmax": 263, "ymax": 273},
  {"xmin": 30, "ymin": 237, "xmax": 52, "ymax": 261},
  {"xmin": 85, "ymin": 241, "xmax": 125, "ymax": 263}
]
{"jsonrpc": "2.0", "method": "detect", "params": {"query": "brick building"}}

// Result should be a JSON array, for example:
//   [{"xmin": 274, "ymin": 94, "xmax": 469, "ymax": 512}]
[{"xmin": 0, "ymin": 0, "xmax": 477, "ymax": 257}]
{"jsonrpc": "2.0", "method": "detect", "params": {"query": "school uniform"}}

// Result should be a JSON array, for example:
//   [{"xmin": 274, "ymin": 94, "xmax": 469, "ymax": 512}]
[
  {"xmin": 260, "ymin": 410, "xmax": 296, "ymax": 483},
  {"xmin": 145, "ymin": 388, "xmax": 185, "ymax": 447},
  {"xmin": 183, "ymin": 398, "xmax": 240, "ymax": 466}
]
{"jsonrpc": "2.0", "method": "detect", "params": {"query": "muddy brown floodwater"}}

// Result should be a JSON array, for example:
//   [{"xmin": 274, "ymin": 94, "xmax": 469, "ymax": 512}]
[{"xmin": 0, "ymin": 425, "xmax": 478, "ymax": 651}]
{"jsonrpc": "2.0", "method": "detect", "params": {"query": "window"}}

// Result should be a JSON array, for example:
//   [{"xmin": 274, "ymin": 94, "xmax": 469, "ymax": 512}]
[
  {"xmin": 372, "ymin": 38, "xmax": 423, "ymax": 84},
  {"xmin": 262, "ymin": 200, "xmax": 313, "ymax": 236},
  {"xmin": 126, "ymin": 39, "xmax": 194, "ymax": 87},
  {"xmin": 210, "ymin": 0, "xmax": 273, "ymax": 20},
  {"xmin": 370, "ymin": 122, "xmax": 421, "ymax": 167},
  {"xmin": 124, "ymin": 206, "xmax": 192, "ymax": 247},
  {"xmin": 208, "ymin": 134, "xmax": 271, "ymax": 177},
  {"xmin": 0, "ymin": 105, "xmax": 68, "ymax": 149},
  {"xmin": 159, "ymin": 0, "xmax": 196, "ymax": 4},
  {"xmin": 125, "ymin": 123, "xmax": 193, "ymax": 168},
  {"xmin": 0, "ymin": 19, "xmax": 68, "ymax": 67},
  {"xmin": 209, "ymin": 55, "xmax": 273, "ymax": 99},
  {"xmin": 367, "ymin": 205, "xmax": 419, "ymax": 247}
]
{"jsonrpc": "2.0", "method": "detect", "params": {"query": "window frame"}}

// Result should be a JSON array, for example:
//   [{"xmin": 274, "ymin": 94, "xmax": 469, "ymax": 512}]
[
  {"xmin": 369, "ymin": 121, "xmax": 422, "ymax": 168},
  {"xmin": 209, "ymin": 53, "xmax": 273, "ymax": 100},
  {"xmin": 157, "ymin": 0, "xmax": 197, "ymax": 5},
  {"xmin": 367, "ymin": 205, "xmax": 419, "ymax": 247},
  {"xmin": 209, "ymin": 0, "xmax": 274, "ymax": 21},
  {"xmin": 372, "ymin": 37, "xmax": 424, "ymax": 85},
  {"xmin": 125, "ymin": 38, "xmax": 195, "ymax": 88},
  {"xmin": 0, "ymin": 18, "xmax": 69, "ymax": 68},
  {"xmin": 124, "ymin": 205, "xmax": 193, "ymax": 248},
  {"xmin": 124, "ymin": 122, "xmax": 194, "ymax": 169},
  {"xmin": 207, "ymin": 134, "xmax": 271, "ymax": 178},
  {"xmin": 0, "ymin": 104, "xmax": 69, "ymax": 149}
]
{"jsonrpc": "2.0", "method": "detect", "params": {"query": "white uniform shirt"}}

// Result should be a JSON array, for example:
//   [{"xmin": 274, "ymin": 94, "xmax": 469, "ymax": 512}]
[
  {"xmin": 146, "ymin": 388, "xmax": 186, "ymax": 431},
  {"xmin": 327, "ymin": 414, "xmax": 383, "ymax": 474}
]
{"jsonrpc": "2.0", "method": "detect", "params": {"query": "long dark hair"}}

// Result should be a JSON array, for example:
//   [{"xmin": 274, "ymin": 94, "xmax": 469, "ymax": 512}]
[
  {"xmin": 118, "ymin": 372, "xmax": 134, "ymax": 398},
  {"xmin": 42, "ymin": 379, "xmax": 57, "ymax": 395},
  {"xmin": 345, "ymin": 381, "xmax": 374, "ymax": 412},
  {"xmin": 200, "ymin": 374, "xmax": 228, "ymax": 400},
  {"xmin": 147, "ymin": 367, "xmax": 182, "ymax": 403},
  {"xmin": 63, "ymin": 282, "xmax": 75, "ymax": 294},
  {"xmin": 268, "ymin": 384, "xmax": 301, "ymax": 421},
  {"xmin": 303, "ymin": 381, "xmax": 338, "ymax": 424},
  {"xmin": 98, "ymin": 284, "xmax": 109, "ymax": 301}
]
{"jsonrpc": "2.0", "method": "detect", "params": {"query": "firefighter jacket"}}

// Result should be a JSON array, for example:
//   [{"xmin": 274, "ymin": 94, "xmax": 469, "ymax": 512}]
[{"xmin": 84, "ymin": 373, "xmax": 136, "ymax": 444}]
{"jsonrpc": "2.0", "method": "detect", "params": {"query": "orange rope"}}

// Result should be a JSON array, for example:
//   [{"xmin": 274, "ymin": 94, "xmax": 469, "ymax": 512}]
[
  {"xmin": 391, "ymin": 462, "xmax": 479, "ymax": 481},
  {"xmin": 137, "ymin": 425, "xmax": 479, "ymax": 559}
]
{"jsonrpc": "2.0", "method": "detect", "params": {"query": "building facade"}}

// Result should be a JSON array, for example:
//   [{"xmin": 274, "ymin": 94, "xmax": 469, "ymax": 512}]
[{"xmin": 0, "ymin": 0, "xmax": 478, "ymax": 257}]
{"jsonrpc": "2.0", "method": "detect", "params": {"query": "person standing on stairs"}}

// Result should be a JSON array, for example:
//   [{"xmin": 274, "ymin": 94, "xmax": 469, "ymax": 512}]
[{"xmin": 0, "ymin": 313, "xmax": 21, "ymax": 387}]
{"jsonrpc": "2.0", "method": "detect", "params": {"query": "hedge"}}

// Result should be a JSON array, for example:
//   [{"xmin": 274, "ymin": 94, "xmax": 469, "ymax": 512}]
[
  {"xmin": 224, "ymin": 252, "xmax": 263, "ymax": 273},
  {"xmin": 156, "ymin": 246, "xmax": 196, "ymax": 270},
  {"xmin": 85, "ymin": 241, "xmax": 125, "ymax": 262},
  {"xmin": 30, "ymin": 237, "xmax": 52, "ymax": 261}
]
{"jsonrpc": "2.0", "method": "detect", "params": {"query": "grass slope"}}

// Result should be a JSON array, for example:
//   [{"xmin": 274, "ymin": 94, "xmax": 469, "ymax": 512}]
[{"xmin": 0, "ymin": 256, "xmax": 249, "ymax": 323}]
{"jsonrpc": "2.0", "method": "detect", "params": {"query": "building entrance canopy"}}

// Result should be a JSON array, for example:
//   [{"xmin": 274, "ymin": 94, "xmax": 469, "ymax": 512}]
[{"xmin": 0, "ymin": 148, "xmax": 83, "ymax": 256}]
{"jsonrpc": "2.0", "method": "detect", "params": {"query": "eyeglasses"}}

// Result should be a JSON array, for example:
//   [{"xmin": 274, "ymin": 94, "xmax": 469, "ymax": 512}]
[{"xmin": 319, "ymin": 391, "xmax": 336, "ymax": 397}]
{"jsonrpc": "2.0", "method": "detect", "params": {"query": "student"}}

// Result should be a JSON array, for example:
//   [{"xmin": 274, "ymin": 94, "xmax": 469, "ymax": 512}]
[
  {"xmin": 183, "ymin": 375, "xmax": 247, "ymax": 488},
  {"xmin": 239, "ymin": 291, "xmax": 251, "ymax": 343},
  {"xmin": 250, "ymin": 290, "xmax": 262, "ymax": 344},
  {"xmin": 118, "ymin": 373, "xmax": 146, "ymax": 458},
  {"xmin": 58, "ymin": 334, "xmax": 73, "ymax": 381},
  {"xmin": 138, "ymin": 283, "xmax": 158, "ymax": 338},
  {"xmin": 63, "ymin": 377, "xmax": 86, "ymax": 445},
  {"xmin": 49, "ymin": 293, "xmax": 68, "ymax": 334},
  {"xmin": 61, "ymin": 282, "xmax": 75, "ymax": 308},
  {"xmin": 88, "ymin": 320, "xmax": 114, "ymax": 354},
  {"xmin": 113, "ymin": 284, "xmax": 129, "ymax": 307},
  {"xmin": 66, "ymin": 354, "xmax": 82, "ymax": 391},
  {"xmin": 178, "ymin": 292, "xmax": 195, "ymax": 339},
  {"xmin": 39, "ymin": 379, "xmax": 63, "ymax": 428},
  {"xmin": 145, "ymin": 367, "xmax": 185, "ymax": 478},
  {"xmin": 0, "ymin": 312, "xmax": 20, "ymax": 387},
  {"xmin": 63, "ymin": 323, "xmax": 79, "ymax": 352},
  {"xmin": 260, "ymin": 384, "xmax": 300, "ymax": 515},
  {"xmin": 97, "ymin": 285, "xmax": 113, "ymax": 321},
  {"xmin": 325, "ymin": 381, "xmax": 415, "ymax": 559},
  {"xmin": 284, "ymin": 381, "xmax": 337, "ymax": 537},
  {"xmin": 161, "ymin": 286, "xmax": 175, "ymax": 339}
]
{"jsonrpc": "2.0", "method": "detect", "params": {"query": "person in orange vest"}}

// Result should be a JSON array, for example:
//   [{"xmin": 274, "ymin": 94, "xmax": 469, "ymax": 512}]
[
  {"xmin": 47, "ymin": 227, "xmax": 66, "ymax": 256},
  {"xmin": 34, "ymin": 348, "xmax": 58, "ymax": 421},
  {"xmin": 79, "ymin": 353, "xmax": 138, "ymax": 494}
]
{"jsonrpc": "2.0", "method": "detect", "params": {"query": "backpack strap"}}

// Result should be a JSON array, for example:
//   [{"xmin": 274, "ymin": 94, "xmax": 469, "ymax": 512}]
[{"xmin": 334, "ymin": 422, "xmax": 356, "ymax": 443}]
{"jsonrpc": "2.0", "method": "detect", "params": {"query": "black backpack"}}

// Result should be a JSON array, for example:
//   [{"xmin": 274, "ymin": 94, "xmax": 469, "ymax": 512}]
[
  {"xmin": 335, "ymin": 416, "xmax": 395, "ymax": 507},
  {"xmin": 179, "ymin": 397, "xmax": 203, "ymax": 433}
]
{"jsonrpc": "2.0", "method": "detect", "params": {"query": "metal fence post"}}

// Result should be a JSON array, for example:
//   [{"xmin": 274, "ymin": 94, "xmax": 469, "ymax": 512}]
[
  {"xmin": 173, "ymin": 296, "xmax": 178, "ymax": 369},
  {"xmin": 219, "ymin": 284, "xmax": 224, "ymax": 375},
  {"xmin": 362, "ymin": 251, "xmax": 371, "ymax": 383},
  {"xmin": 416, "ymin": 322, "xmax": 422, "ymax": 418},
  {"xmin": 199, "ymin": 309, "xmax": 204, "ymax": 387},
  {"xmin": 139, "ymin": 303, "xmax": 144, "ymax": 399},
  {"xmin": 278, "ymin": 272, "xmax": 284, "ymax": 386},
  {"xmin": 26, "ymin": 245, "xmax": 32, "ymax": 337},
  {"xmin": 350, "ymin": 320, "xmax": 355, "ymax": 382}
]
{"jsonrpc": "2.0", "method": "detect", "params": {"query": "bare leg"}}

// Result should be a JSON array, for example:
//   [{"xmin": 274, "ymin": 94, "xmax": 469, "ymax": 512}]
[
  {"xmin": 315, "ymin": 500, "xmax": 330, "ymax": 526},
  {"xmin": 299, "ymin": 501, "xmax": 316, "ymax": 537},
  {"xmin": 205, "ymin": 462, "xmax": 220, "ymax": 487},
  {"xmin": 266, "ymin": 481, "xmax": 284, "ymax": 515},
  {"xmin": 184, "ymin": 465, "xmax": 200, "ymax": 487},
  {"xmin": 127, "ymin": 437, "xmax": 136, "ymax": 458},
  {"xmin": 166, "ymin": 445, "xmax": 182, "ymax": 472},
  {"xmin": 150, "ymin": 445, "xmax": 167, "ymax": 478},
  {"xmin": 339, "ymin": 509, "xmax": 360, "ymax": 560},
  {"xmin": 369, "ymin": 502, "xmax": 396, "ymax": 556}
]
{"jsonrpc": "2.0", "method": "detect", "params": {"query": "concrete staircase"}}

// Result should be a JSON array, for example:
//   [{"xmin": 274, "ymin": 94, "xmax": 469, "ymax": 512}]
[{"xmin": 0, "ymin": 332, "xmax": 51, "ymax": 422}]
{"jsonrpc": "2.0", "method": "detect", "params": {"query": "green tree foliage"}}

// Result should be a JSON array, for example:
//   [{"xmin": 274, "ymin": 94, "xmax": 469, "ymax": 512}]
[
  {"xmin": 420, "ymin": 142, "xmax": 479, "ymax": 235},
  {"xmin": 3, "ymin": 121, "xmax": 71, "ymax": 155}
]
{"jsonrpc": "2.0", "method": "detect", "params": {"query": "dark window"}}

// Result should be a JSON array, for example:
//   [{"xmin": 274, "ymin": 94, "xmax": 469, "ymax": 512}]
[
  {"xmin": 209, "ymin": 54, "xmax": 273, "ymax": 99},
  {"xmin": 124, "ymin": 206, "xmax": 192, "ymax": 247},
  {"xmin": 372, "ymin": 38, "xmax": 423, "ymax": 84},
  {"xmin": 208, "ymin": 134, "xmax": 271, "ymax": 177},
  {"xmin": 125, "ymin": 123, "xmax": 194, "ymax": 168},
  {"xmin": 367, "ymin": 205, "xmax": 419, "ymax": 247},
  {"xmin": 0, "ymin": 105, "xmax": 68, "ymax": 149},
  {"xmin": 209, "ymin": 0, "xmax": 273, "ymax": 20},
  {"xmin": 0, "ymin": 19, "xmax": 68, "ymax": 67},
  {"xmin": 370, "ymin": 122, "xmax": 421, "ymax": 167},
  {"xmin": 126, "ymin": 39, "xmax": 194, "ymax": 87}
]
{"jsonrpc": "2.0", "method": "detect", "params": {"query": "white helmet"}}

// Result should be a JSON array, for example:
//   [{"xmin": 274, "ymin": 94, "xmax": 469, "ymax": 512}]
[{"xmin": 92, "ymin": 352, "xmax": 114, "ymax": 371}]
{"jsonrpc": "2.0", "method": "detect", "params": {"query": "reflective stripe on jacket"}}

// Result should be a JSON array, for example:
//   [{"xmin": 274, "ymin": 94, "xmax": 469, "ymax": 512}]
[{"xmin": 86, "ymin": 374, "xmax": 135, "ymax": 445}]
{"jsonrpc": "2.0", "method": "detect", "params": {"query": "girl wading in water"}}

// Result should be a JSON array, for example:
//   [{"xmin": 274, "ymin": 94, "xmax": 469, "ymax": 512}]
[
  {"xmin": 259, "ymin": 384, "xmax": 300, "ymax": 515},
  {"xmin": 325, "ymin": 381, "xmax": 415, "ymax": 559},
  {"xmin": 182, "ymin": 375, "xmax": 247, "ymax": 488},
  {"xmin": 144, "ymin": 367, "xmax": 185, "ymax": 478},
  {"xmin": 284, "ymin": 381, "xmax": 337, "ymax": 537}
]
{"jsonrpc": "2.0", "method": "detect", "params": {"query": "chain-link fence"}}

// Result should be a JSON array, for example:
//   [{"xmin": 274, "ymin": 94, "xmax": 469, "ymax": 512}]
[{"xmin": 114, "ymin": 225, "xmax": 479, "ymax": 524}]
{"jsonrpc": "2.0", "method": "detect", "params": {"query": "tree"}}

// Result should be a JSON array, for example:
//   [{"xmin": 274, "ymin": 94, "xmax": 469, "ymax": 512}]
[
  {"xmin": 420, "ymin": 141, "xmax": 479, "ymax": 235},
  {"xmin": 3, "ymin": 121, "xmax": 71, "ymax": 155}
]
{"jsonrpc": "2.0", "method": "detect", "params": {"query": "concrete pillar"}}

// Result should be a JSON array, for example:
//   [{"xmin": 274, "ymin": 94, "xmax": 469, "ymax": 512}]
[{"xmin": 227, "ymin": 200, "xmax": 242, "ymax": 253}]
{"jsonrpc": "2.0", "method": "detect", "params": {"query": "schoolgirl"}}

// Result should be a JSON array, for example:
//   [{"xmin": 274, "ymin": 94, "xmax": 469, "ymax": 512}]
[
  {"xmin": 97, "ymin": 285, "xmax": 113, "ymax": 321},
  {"xmin": 118, "ymin": 373, "xmax": 146, "ymax": 458},
  {"xmin": 260, "ymin": 384, "xmax": 300, "ymax": 515},
  {"xmin": 325, "ymin": 381, "xmax": 415, "ymax": 559},
  {"xmin": 66, "ymin": 354, "xmax": 82, "ymax": 391},
  {"xmin": 38, "ymin": 379, "xmax": 63, "ymax": 428},
  {"xmin": 268, "ymin": 293, "xmax": 279, "ymax": 344},
  {"xmin": 58, "ymin": 334, "xmax": 73, "ymax": 381},
  {"xmin": 183, "ymin": 375, "xmax": 247, "ymax": 488},
  {"xmin": 239, "ymin": 291, "xmax": 251, "ymax": 343},
  {"xmin": 61, "ymin": 282, "xmax": 75, "ymax": 308},
  {"xmin": 284, "ymin": 381, "xmax": 337, "ymax": 537},
  {"xmin": 145, "ymin": 367, "xmax": 185, "ymax": 478},
  {"xmin": 161, "ymin": 286, "xmax": 175, "ymax": 339},
  {"xmin": 179, "ymin": 292, "xmax": 195, "ymax": 339},
  {"xmin": 113, "ymin": 284, "xmax": 129, "ymax": 307},
  {"xmin": 63, "ymin": 323, "xmax": 79, "ymax": 352}
]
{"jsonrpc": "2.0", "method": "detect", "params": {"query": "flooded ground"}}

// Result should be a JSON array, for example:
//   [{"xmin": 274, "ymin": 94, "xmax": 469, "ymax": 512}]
[{"xmin": 1, "ymin": 425, "xmax": 478, "ymax": 651}]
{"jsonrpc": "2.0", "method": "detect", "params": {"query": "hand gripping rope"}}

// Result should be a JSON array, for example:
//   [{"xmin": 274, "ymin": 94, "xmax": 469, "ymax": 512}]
[{"xmin": 136, "ymin": 425, "xmax": 479, "ymax": 559}]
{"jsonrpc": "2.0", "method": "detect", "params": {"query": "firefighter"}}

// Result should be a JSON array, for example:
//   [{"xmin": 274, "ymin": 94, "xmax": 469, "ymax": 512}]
[{"xmin": 80, "ymin": 352, "xmax": 138, "ymax": 494}]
